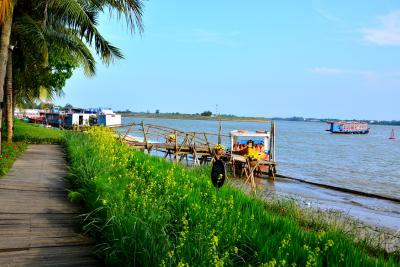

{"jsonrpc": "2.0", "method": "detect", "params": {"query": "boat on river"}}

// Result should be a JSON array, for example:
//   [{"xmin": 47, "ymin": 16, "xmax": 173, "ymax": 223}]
[
  {"xmin": 326, "ymin": 121, "xmax": 369, "ymax": 134},
  {"xmin": 389, "ymin": 129, "xmax": 396, "ymax": 140}
]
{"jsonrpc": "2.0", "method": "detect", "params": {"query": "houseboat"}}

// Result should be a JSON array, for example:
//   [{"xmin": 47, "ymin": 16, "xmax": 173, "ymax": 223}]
[
  {"xmin": 38, "ymin": 107, "xmax": 121, "ymax": 128},
  {"xmin": 326, "ymin": 121, "xmax": 369, "ymax": 134},
  {"xmin": 97, "ymin": 108, "xmax": 122, "ymax": 126},
  {"xmin": 43, "ymin": 106, "xmax": 63, "ymax": 127},
  {"xmin": 19, "ymin": 109, "xmax": 43, "ymax": 123}
]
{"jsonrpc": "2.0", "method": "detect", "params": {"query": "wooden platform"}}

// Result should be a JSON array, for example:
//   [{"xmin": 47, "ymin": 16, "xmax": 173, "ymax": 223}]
[{"xmin": 0, "ymin": 145, "xmax": 100, "ymax": 266}]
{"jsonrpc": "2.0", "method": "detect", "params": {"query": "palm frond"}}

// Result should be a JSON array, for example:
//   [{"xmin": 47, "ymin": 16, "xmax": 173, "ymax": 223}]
[
  {"xmin": 87, "ymin": 0, "xmax": 144, "ymax": 33},
  {"xmin": 12, "ymin": 14, "xmax": 49, "ymax": 64},
  {"xmin": 47, "ymin": 0, "xmax": 124, "ymax": 63},
  {"xmin": 46, "ymin": 27, "xmax": 96, "ymax": 76}
]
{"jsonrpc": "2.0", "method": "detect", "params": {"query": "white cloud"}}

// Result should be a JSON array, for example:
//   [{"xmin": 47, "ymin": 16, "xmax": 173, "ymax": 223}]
[
  {"xmin": 310, "ymin": 67, "xmax": 346, "ymax": 75},
  {"xmin": 361, "ymin": 11, "xmax": 400, "ymax": 45}
]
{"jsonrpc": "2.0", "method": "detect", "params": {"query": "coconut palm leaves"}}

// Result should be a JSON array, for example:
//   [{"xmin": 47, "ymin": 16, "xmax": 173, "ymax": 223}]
[
  {"xmin": 46, "ymin": 0, "xmax": 123, "ymax": 64},
  {"xmin": 88, "ymin": 0, "xmax": 144, "ymax": 32},
  {"xmin": 12, "ymin": 14, "xmax": 96, "ymax": 76},
  {"xmin": 0, "ymin": 0, "xmax": 144, "ymax": 145},
  {"xmin": 10, "ymin": 0, "xmax": 144, "ymax": 101}
]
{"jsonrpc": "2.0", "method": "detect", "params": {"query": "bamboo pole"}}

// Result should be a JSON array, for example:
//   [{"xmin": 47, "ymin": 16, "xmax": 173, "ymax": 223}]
[
  {"xmin": 272, "ymin": 120, "xmax": 276, "ymax": 162},
  {"xmin": 218, "ymin": 120, "xmax": 222, "ymax": 144},
  {"xmin": 174, "ymin": 131, "xmax": 178, "ymax": 162},
  {"xmin": 141, "ymin": 121, "xmax": 149, "ymax": 153},
  {"xmin": 122, "ymin": 123, "xmax": 136, "ymax": 140}
]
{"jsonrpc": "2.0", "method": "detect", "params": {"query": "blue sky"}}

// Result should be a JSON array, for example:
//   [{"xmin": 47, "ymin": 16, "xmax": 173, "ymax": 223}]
[{"xmin": 57, "ymin": 0, "xmax": 400, "ymax": 120}]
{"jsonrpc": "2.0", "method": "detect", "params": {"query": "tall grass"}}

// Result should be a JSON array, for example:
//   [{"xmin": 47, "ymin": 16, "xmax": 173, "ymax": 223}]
[{"xmin": 65, "ymin": 127, "xmax": 399, "ymax": 266}]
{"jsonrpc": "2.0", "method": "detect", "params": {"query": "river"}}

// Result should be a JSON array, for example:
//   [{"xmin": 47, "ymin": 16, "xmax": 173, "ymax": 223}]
[{"xmin": 121, "ymin": 117, "xmax": 400, "ymax": 230}]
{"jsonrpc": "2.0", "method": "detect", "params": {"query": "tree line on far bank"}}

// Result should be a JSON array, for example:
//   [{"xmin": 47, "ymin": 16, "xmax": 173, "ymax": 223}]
[{"xmin": 0, "ymin": 0, "xmax": 144, "ymax": 152}]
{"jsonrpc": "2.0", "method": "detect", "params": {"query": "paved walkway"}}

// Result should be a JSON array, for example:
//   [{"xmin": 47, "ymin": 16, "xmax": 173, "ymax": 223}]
[{"xmin": 0, "ymin": 145, "xmax": 100, "ymax": 266}]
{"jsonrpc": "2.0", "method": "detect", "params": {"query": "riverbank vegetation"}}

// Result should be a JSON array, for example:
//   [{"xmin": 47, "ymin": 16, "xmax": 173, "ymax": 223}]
[
  {"xmin": 64, "ymin": 127, "xmax": 399, "ymax": 266},
  {"xmin": 118, "ymin": 111, "xmax": 269, "ymax": 122}
]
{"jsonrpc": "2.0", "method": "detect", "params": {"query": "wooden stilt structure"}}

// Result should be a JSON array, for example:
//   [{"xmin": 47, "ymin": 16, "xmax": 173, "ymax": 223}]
[
  {"xmin": 111, "ymin": 121, "xmax": 277, "ymax": 179},
  {"xmin": 111, "ymin": 122, "xmax": 227, "ymax": 166}
]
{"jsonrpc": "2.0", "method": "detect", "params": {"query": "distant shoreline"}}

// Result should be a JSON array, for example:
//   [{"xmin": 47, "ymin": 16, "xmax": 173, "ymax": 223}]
[
  {"xmin": 121, "ymin": 114, "xmax": 269, "ymax": 123},
  {"xmin": 118, "ymin": 113, "xmax": 400, "ymax": 126}
]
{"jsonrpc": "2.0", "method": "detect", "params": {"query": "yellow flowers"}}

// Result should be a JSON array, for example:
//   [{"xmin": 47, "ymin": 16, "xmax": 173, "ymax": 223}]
[
  {"xmin": 245, "ymin": 153, "xmax": 259, "ymax": 161},
  {"xmin": 213, "ymin": 144, "xmax": 225, "ymax": 150},
  {"xmin": 279, "ymin": 234, "xmax": 291, "ymax": 250},
  {"xmin": 324, "ymin": 239, "xmax": 334, "ymax": 252}
]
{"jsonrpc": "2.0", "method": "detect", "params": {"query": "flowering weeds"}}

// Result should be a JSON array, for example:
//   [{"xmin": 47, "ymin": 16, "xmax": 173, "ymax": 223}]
[
  {"xmin": 65, "ymin": 127, "xmax": 399, "ymax": 266},
  {"xmin": 213, "ymin": 144, "xmax": 225, "ymax": 151},
  {"xmin": 0, "ymin": 142, "xmax": 27, "ymax": 176}
]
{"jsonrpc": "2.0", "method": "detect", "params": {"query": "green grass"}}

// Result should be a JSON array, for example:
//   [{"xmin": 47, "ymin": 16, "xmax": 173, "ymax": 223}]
[
  {"xmin": 0, "ymin": 141, "xmax": 27, "ymax": 176},
  {"xmin": 13, "ymin": 120, "xmax": 65, "ymax": 144},
  {"xmin": 0, "ymin": 120, "xmax": 64, "ymax": 176},
  {"xmin": 64, "ymin": 127, "xmax": 399, "ymax": 266}
]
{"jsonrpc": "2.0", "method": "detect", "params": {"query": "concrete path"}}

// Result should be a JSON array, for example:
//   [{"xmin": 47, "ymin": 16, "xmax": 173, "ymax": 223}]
[{"xmin": 0, "ymin": 145, "xmax": 100, "ymax": 266}]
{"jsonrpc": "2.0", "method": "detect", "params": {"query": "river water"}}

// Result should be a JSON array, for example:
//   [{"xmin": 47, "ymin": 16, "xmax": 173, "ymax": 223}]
[{"xmin": 122, "ymin": 117, "xmax": 400, "ymax": 230}]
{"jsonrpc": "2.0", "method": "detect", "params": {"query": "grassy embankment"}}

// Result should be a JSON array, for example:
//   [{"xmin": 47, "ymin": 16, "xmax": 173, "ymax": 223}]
[
  {"xmin": 62, "ymin": 126, "xmax": 399, "ymax": 266},
  {"xmin": 13, "ymin": 119, "xmax": 64, "ymax": 144}
]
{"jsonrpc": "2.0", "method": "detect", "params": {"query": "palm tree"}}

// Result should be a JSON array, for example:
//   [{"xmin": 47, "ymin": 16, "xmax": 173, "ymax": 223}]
[
  {"xmin": 0, "ymin": 0, "xmax": 15, "ymax": 149},
  {"xmin": 0, "ymin": 0, "xmax": 14, "ymax": 23},
  {"xmin": 1, "ymin": 0, "xmax": 144, "ymax": 145},
  {"xmin": 5, "ymin": 44, "xmax": 13, "ymax": 142}
]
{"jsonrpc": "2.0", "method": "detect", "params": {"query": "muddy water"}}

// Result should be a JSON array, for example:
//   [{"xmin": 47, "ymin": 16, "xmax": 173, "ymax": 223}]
[
  {"xmin": 254, "ymin": 177, "xmax": 400, "ymax": 231},
  {"xmin": 122, "ymin": 117, "xmax": 400, "ymax": 230}
]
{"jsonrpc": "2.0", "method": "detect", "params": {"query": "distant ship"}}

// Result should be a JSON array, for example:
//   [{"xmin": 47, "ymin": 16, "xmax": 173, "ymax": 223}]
[
  {"xmin": 389, "ymin": 129, "xmax": 396, "ymax": 140},
  {"xmin": 326, "ymin": 121, "xmax": 369, "ymax": 134}
]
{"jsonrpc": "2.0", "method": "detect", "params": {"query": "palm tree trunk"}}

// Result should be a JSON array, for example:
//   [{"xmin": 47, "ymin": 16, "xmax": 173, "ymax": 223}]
[
  {"xmin": 6, "ymin": 48, "xmax": 12, "ymax": 142},
  {"xmin": 0, "ymin": 13, "xmax": 13, "ymax": 151},
  {"xmin": 12, "ymin": 87, "xmax": 16, "ymax": 120}
]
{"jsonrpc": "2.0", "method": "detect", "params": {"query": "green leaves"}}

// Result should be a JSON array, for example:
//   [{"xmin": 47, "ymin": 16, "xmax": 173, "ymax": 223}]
[
  {"xmin": 11, "ymin": 0, "xmax": 144, "ymax": 104},
  {"xmin": 68, "ymin": 191, "xmax": 83, "ymax": 204}
]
